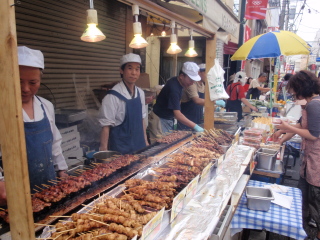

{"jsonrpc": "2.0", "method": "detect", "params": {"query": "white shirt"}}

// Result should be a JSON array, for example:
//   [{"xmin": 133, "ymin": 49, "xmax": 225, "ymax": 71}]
[
  {"xmin": 98, "ymin": 81, "xmax": 146, "ymax": 127},
  {"xmin": 23, "ymin": 96, "xmax": 68, "ymax": 171}
]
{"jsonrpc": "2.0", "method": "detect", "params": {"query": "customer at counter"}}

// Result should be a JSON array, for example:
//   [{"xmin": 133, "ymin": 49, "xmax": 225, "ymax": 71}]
[
  {"xmin": 0, "ymin": 46, "xmax": 68, "ymax": 204},
  {"xmin": 246, "ymin": 72, "xmax": 270, "ymax": 99},
  {"xmin": 177, "ymin": 63, "xmax": 206, "ymax": 130},
  {"xmin": 153, "ymin": 62, "xmax": 204, "ymax": 134},
  {"xmin": 226, "ymin": 71, "xmax": 258, "ymax": 122},
  {"xmin": 98, "ymin": 53, "xmax": 148, "ymax": 154},
  {"xmin": 276, "ymin": 70, "xmax": 320, "ymax": 239}
]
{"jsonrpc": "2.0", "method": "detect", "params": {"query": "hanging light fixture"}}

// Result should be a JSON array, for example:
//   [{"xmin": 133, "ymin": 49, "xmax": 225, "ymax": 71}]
[
  {"xmin": 129, "ymin": 5, "xmax": 148, "ymax": 49},
  {"xmin": 161, "ymin": 23, "xmax": 167, "ymax": 37},
  {"xmin": 185, "ymin": 29, "xmax": 198, "ymax": 57},
  {"xmin": 166, "ymin": 20, "xmax": 182, "ymax": 55},
  {"xmin": 81, "ymin": 0, "xmax": 106, "ymax": 42}
]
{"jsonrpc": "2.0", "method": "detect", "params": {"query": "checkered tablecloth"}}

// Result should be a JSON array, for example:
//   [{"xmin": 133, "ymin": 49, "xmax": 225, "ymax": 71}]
[
  {"xmin": 287, "ymin": 141, "xmax": 301, "ymax": 150},
  {"xmin": 230, "ymin": 180, "xmax": 307, "ymax": 240}
]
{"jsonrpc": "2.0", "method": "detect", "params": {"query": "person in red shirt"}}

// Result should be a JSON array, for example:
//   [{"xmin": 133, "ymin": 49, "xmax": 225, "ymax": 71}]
[
  {"xmin": 243, "ymin": 77, "xmax": 252, "ymax": 95},
  {"xmin": 226, "ymin": 72, "xmax": 258, "ymax": 121}
]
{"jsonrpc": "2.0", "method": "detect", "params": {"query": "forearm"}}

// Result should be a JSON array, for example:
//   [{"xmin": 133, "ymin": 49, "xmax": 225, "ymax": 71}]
[
  {"xmin": 279, "ymin": 132, "xmax": 295, "ymax": 144},
  {"xmin": 142, "ymin": 120, "xmax": 149, "ymax": 145},
  {"xmin": 192, "ymin": 97, "xmax": 205, "ymax": 106},
  {"xmin": 241, "ymin": 98, "xmax": 256, "ymax": 110},
  {"xmin": 285, "ymin": 125, "xmax": 317, "ymax": 140},
  {"xmin": 174, "ymin": 110, "xmax": 196, "ymax": 129},
  {"xmin": 100, "ymin": 126, "xmax": 110, "ymax": 151}
]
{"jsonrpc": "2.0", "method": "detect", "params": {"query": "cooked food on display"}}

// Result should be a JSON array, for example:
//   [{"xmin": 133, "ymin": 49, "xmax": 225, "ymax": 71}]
[{"xmin": 156, "ymin": 131, "xmax": 191, "ymax": 144}]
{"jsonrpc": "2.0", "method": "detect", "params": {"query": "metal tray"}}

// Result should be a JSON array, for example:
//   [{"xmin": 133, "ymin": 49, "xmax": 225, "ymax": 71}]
[
  {"xmin": 246, "ymin": 186, "xmax": 274, "ymax": 211},
  {"xmin": 55, "ymin": 109, "xmax": 86, "ymax": 124}
]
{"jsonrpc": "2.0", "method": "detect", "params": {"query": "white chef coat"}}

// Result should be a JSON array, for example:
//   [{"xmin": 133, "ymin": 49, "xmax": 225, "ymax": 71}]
[
  {"xmin": 22, "ymin": 96, "xmax": 68, "ymax": 171},
  {"xmin": 98, "ymin": 81, "xmax": 146, "ymax": 127}
]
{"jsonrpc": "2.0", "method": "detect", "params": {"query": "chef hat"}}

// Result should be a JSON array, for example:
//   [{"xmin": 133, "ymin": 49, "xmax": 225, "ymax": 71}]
[
  {"xmin": 233, "ymin": 71, "xmax": 246, "ymax": 86},
  {"xmin": 18, "ymin": 46, "xmax": 44, "ymax": 69},
  {"xmin": 182, "ymin": 62, "xmax": 201, "ymax": 81},
  {"xmin": 120, "ymin": 53, "xmax": 141, "ymax": 67}
]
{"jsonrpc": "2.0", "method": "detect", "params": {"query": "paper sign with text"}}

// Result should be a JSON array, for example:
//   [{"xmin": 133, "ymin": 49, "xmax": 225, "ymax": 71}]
[
  {"xmin": 140, "ymin": 207, "xmax": 165, "ymax": 240},
  {"xmin": 170, "ymin": 187, "xmax": 187, "ymax": 222}
]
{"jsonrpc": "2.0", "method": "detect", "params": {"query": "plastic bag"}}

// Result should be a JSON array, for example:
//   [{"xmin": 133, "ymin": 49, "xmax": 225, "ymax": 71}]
[{"xmin": 207, "ymin": 59, "xmax": 229, "ymax": 101}]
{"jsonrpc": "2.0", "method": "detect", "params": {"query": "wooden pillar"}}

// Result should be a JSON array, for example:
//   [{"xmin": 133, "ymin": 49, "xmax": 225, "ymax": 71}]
[
  {"xmin": 0, "ymin": 0, "xmax": 35, "ymax": 239},
  {"xmin": 204, "ymin": 36, "xmax": 217, "ymax": 130}
]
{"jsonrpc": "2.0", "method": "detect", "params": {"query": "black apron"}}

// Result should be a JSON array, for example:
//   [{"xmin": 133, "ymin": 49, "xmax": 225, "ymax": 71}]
[
  {"xmin": 178, "ymin": 91, "xmax": 205, "ymax": 130},
  {"xmin": 226, "ymin": 83, "xmax": 243, "ymax": 122},
  {"xmin": 246, "ymin": 87, "xmax": 261, "ymax": 100},
  {"xmin": 24, "ymin": 97, "xmax": 56, "ymax": 193},
  {"xmin": 108, "ymin": 90, "xmax": 146, "ymax": 154}
]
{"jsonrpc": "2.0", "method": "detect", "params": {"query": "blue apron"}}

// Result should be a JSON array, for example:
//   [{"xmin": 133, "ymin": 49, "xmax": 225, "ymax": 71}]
[
  {"xmin": 24, "ymin": 97, "xmax": 56, "ymax": 193},
  {"xmin": 178, "ymin": 91, "xmax": 205, "ymax": 130},
  {"xmin": 108, "ymin": 90, "xmax": 146, "ymax": 154}
]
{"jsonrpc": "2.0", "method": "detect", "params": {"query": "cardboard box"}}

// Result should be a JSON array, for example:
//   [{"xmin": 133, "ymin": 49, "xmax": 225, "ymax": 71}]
[
  {"xmin": 62, "ymin": 141, "xmax": 80, "ymax": 156},
  {"xmin": 242, "ymin": 106, "xmax": 251, "ymax": 113},
  {"xmin": 59, "ymin": 125, "xmax": 78, "ymax": 136},
  {"xmin": 136, "ymin": 73, "xmax": 150, "ymax": 89},
  {"xmin": 61, "ymin": 132, "xmax": 80, "ymax": 148}
]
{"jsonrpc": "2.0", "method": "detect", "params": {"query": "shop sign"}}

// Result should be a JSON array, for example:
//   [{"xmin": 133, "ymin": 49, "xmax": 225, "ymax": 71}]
[
  {"xmin": 245, "ymin": 0, "xmax": 268, "ymax": 20},
  {"xmin": 141, "ymin": 207, "xmax": 165, "ymax": 240},
  {"xmin": 184, "ymin": 0, "xmax": 239, "ymax": 38}
]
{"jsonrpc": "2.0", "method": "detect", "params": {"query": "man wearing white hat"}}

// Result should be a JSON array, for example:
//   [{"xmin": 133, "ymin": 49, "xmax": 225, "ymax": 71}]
[
  {"xmin": 177, "ymin": 63, "xmax": 206, "ymax": 130},
  {"xmin": 98, "ymin": 53, "xmax": 148, "ymax": 154},
  {"xmin": 0, "ymin": 46, "xmax": 68, "ymax": 204},
  {"xmin": 153, "ymin": 62, "xmax": 204, "ymax": 133}
]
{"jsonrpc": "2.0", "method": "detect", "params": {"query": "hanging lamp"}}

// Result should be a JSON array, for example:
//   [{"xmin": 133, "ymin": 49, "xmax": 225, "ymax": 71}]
[
  {"xmin": 185, "ymin": 29, "xmax": 198, "ymax": 57},
  {"xmin": 81, "ymin": 0, "xmax": 106, "ymax": 42},
  {"xmin": 166, "ymin": 20, "xmax": 182, "ymax": 54},
  {"xmin": 161, "ymin": 23, "xmax": 167, "ymax": 37},
  {"xmin": 129, "ymin": 5, "xmax": 148, "ymax": 49}
]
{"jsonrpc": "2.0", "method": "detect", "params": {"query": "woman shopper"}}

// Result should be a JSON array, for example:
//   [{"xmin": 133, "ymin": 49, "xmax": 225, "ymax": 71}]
[{"xmin": 277, "ymin": 70, "xmax": 320, "ymax": 240}]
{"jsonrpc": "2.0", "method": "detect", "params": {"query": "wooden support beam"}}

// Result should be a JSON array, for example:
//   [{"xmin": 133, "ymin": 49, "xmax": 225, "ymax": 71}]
[
  {"xmin": 204, "ymin": 36, "xmax": 217, "ymax": 130},
  {"xmin": 0, "ymin": 0, "xmax": 35, "ymax": 239}
]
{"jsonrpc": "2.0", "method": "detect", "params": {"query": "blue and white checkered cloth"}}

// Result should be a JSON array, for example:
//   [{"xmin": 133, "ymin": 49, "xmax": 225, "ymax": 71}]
[
  {"xmin": 230, "ymin": 180, "xmax": 307, "ymax": 240},
  {"xmin": 287, "ymin": 141, "xmax": 301, "ymax": 150}
]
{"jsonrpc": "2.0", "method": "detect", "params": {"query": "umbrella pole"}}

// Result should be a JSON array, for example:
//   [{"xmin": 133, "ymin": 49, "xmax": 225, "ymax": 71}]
[{"xmin": 269, "ymin": 57, "xmax": 273, "ymax": 116}]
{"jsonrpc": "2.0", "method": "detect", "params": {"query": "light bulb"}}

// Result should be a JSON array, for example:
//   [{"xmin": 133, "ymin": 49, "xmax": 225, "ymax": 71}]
[
  {"xmin": 129, "ymin": 22, "xmax": 148, "ymax": 49},
  {"xmin": 185, "ymin": 40, "xmax": 198, "ymax": 57},
  {"xmin": 129, "ymin": 34, "xmax": 148, "ymax": 48},
  {"xmin": 166, "ymin": 34, "xmax": 182, "ymax": 54},
  {"xmin": 81, "ymin": 23, "xmax": 106, "ymax": 42},
  {"xmin": 161, "ymin": 30, "xmax": 166, "ymax": 37}
]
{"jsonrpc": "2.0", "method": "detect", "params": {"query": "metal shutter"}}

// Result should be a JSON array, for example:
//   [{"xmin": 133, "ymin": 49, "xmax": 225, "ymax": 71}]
[{"xmin": 15, "ymin": 0, "xmax": 127, "ymax": 109}]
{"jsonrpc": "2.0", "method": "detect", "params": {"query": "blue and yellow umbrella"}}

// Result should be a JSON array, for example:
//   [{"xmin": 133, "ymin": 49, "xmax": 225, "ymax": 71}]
[{"xmin": 231, "ymin": 30, "xmax": 310, "ymax": 61}]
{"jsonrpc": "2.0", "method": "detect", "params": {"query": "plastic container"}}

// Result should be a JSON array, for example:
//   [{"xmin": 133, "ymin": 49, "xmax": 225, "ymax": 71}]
[
  {"xmin": 243, "ymin": 129, "xmax": 263, "ymax": 138},
  {"xmin": 256, "ymin": 148, "xmax": 278, "ymax": 170},
  {"xmin": 243, "ymin": 136, "xmax": 262, "ymax": 144},
  {"xmin": 242, "ymin": 141, "xmax": 260, "ymax": 149},
  {"xmin": 246, "ymin": 186, "xmax": 274, "ymax": 211}
]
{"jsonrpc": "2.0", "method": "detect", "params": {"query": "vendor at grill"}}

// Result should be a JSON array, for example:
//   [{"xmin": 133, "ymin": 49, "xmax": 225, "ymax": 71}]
[
  {"xmin": 246, "ymin": 72, "xmax": 270, "ymax": 100},
  {"xmin": 226, "ymin": 71, "xmax": 258, "ymax": 121},
  {"xmin": 177, "ymin": 63, "xmax": 206, "ymax": 130},
  {"xmin": 0, "ymin": 46, "xmax": 68, "ymax": 205},
  {"xmin": 98, "ymin": 53, "xmax": 148, "ymax": 154},
  {"xmin": 152, "ymin": 62, "xmax": 204, "ymax": 134}
]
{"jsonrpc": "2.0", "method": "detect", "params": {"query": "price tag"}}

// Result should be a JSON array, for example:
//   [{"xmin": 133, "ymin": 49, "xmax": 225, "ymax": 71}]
[
  {"xmin": 170, "ymin": 187, "xmax": 186, "ymax": 222},
  {"xmin": 185, "ymin": 175, "xmax": 199, "ymax": 204},
  {"xmin": 199, "ymin": 162, "xmax": 213, "ymax": 186},
  {"xmin": 233, "ymin": 129, "xmax": 241, "ymax": 145},
  {"xmin": 140, "ymin": 207, "xmax": 165, "ymax": 240}
]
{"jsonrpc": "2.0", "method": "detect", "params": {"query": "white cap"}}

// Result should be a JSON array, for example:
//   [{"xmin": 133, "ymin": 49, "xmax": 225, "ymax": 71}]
[
  {"xmin": 234, "ymin": 71, "xmax": 246, "ymax": 86},
  {"xmin": 18, "ymin": 46, "xmax": 44, "ymax": 69},
  {"xmin": 120, "ymin": 53, "xmax": 141, "ymax": 66},
  {"xmin": 182, "ymin": 62, "xmax": 201, "ymax": 81},
  {"xmin": 198, "ymin": 63, "xmax": 206, "ymax": 71}
]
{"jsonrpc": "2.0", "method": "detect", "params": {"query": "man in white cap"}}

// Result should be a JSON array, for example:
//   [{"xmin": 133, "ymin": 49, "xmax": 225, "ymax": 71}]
[
  {"xmin": 153, "ymin": 62, "xmax": 204, "ymax": 133},
  {"xmin": 0, "ymin": 46, "xmax": 68, "ymax": 204},
  {"xmin": 226, "ymin": 71, "xmax": 258, "ymax": 121},
  {"xmin": 177, "ymin": 63, "xmax": 206, "ymax": 130},
  {"xmin": 98, "ymin": 53, "xmax": 148, "ymax": 154}
]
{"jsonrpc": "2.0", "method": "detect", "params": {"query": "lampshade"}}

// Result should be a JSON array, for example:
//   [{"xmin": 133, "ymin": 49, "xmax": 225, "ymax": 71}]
[
  {"xmin": 185, "ymin": 39, "xmax": 198, "ymax": 57},
  {"xmin": 129, "ymin": 5, "xmax": 148, "ymax": 49},
  {"xmin": 81, "ymin": 9, "xmax": 105, "ymax": 42},
  {"xmin": 166, "ymin": 34, "xmax": 182, "ymax": 54}
]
